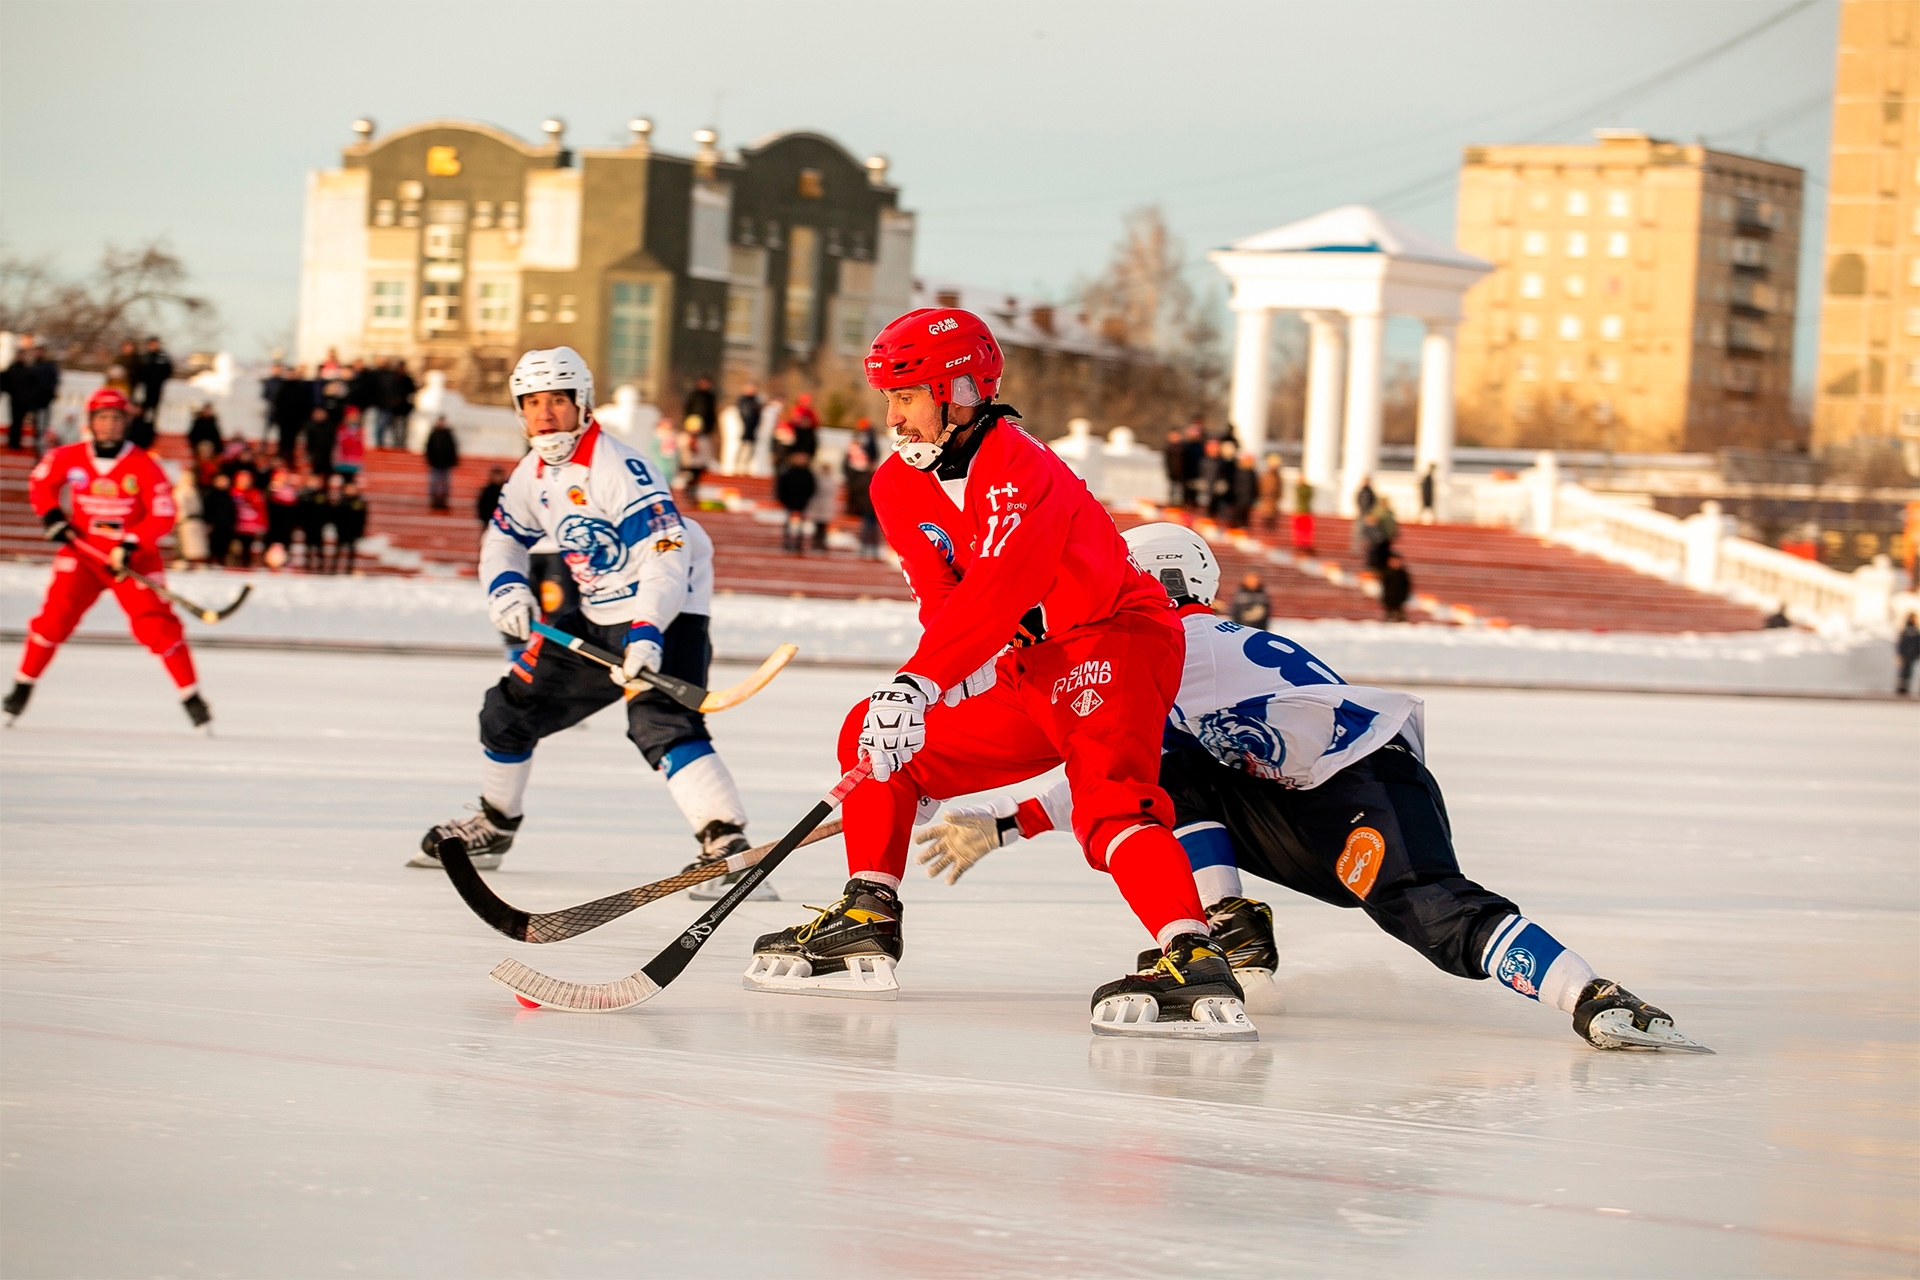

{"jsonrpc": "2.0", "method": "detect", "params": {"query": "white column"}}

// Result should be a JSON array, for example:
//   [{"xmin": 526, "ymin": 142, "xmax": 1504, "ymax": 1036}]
[
  {"xmin": 1413, "ymin": 319, "xmax": 1459, "ymax": 521},
  {"xmin": 1227, "ymin": 307, "xmax": 1272, "ymax": 457},
  {"xmin": 1338, "ymin": 309, "xmax": 1385, "ymax": 516},
  {"xmin": 1301, "ymin": 311, "xmax": 1345, "ymax": 511}
]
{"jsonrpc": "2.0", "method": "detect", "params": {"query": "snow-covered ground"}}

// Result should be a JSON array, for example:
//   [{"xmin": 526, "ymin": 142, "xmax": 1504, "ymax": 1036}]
[
  {"xmin": 0, "ymin": 561, "xmax": 1904, "ymax": 695},
  {"xmin": 1, "ymin": 647, "xmax": 1915, "ymax": 1277}
]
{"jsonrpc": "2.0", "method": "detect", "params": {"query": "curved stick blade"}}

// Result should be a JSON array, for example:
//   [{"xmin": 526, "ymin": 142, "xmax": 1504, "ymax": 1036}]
[
  {"xmin": 210, "ymin": 583, "xmax": 252, "ymax": 622},
  {"xmin": 490, "ymin": 957, "xmax": 661, "ymax": 1012},
  {"xmin": 700, "ymin": 643, "xmax": 799, "ymax": 713},
  {"xmin": 437, "ymin": 837, "xmax": 531, "ymax": 941}
]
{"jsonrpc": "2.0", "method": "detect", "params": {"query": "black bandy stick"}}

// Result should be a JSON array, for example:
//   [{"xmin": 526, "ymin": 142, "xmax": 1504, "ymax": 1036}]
[
  {"xmin": 437, "ymin": 818, "xmax": 843, "ymax": 943},
  {"xmin": 488, "ymin": 761, "xmax": 872, "ymax": 1012},
  {"xmin": 67, "ymin": 538, "xmax": 253, "ymax": 623}
]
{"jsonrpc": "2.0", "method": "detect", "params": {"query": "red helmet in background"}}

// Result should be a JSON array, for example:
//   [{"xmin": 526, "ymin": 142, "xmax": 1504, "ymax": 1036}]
[
  {"xmin": 865, "ymin": 308, "xmax": 1003, "ymax": 406},
  {"xmin": 87, "ymin": 387, "xmax": 132, "ymax": 416}
]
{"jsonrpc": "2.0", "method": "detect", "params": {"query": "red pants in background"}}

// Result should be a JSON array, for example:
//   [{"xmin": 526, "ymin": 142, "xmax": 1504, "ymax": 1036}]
[
  {"xmin": 16, "ymin": 545, "xmax": 198, "ymax": 690},
  {"xmin": 835, "ymin": 608, "xmax": 1206, "ymax": 943}
]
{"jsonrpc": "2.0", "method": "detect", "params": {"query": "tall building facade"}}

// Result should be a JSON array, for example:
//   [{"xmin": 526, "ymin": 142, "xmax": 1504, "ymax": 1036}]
[
  {"xmin": 1812, "ymin": 0, "xmax": 1920, "ymax": 459},
  {"xmin": 295, "ymin": 118, "xmax": 914, "ymax": 405},
  {"xmin": 1454, "ymin": 131, "xmax": 1803, "ymax": 454}
]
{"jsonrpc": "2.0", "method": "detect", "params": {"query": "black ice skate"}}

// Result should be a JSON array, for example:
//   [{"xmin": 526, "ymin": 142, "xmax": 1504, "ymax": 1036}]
[
  {"xmin": 1134, "ymin": 898, "xmax": 1278, "ymax": 988},
  {"xmin": 742, "ymin": 878, "xmax": 902, "ymax": 999},
  {"xmin": 1094, "ymin": 933, "xmax": 1257, "ymax": 1041},
  {"xmin": 685, "ymin": 820, "xmax": 779, "ymax": 902},
  {"xmin": 1573, "ymin": 979, "xmax": 1713, "ymax": 1054},
  {"xmin": 3, "ymin": 681, "xmax": 32, "ymax": 725},
  {"xmin": 410, "ymin": 798, "xmax": 523, "ymax": 871},
  {"xmin": 181, "ymin": 692, "xmax": 212, "ymax": 733}
]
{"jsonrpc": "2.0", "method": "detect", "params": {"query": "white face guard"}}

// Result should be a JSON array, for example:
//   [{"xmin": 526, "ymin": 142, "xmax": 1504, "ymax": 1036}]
[
  {"xmin": 897, "ymin": 376, "xmax": 981, "ymax": 472},
  {"xmin": 528, "ymin": 426, "xmax": 583, "ymax": 466}
]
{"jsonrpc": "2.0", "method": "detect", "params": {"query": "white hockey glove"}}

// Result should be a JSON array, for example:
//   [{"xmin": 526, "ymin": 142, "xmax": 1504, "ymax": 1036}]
[
  {"xmin": 913, "ymin": 796, "xmax": 1020, "ymax": 884},
  {"xmin": 860, "ymin": 672, "xmax": 936, "ymax": 782},
  {"xmin": 941, "ymin": 652, "xmax": 1001, "ymax": 707},
  {"xmin": 615, "ymin": 622, "xmax": 664, "ymax": 687},
  {"xmin": 487, "ymin": 579, "xmax": 537, "ymax": 640}
]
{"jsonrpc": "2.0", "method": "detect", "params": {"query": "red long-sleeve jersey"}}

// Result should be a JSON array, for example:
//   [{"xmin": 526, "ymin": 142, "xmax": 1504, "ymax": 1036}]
[
  {"xmin": 28, "ymin": 442, "xmax": 177, "ymax": 551},
  {"xmin": 872, "ymin": 413, "xmax": 1171, "ymax": 691}
]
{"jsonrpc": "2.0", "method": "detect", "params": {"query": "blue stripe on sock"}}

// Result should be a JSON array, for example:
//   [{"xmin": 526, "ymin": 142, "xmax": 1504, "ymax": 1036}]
[
  {"xmin": 488, "ymin": 570, "xmax": 531, "ymax": 594},
  {"xmin": 1174, "ymin": 821, "xmax": 1236, "ymax": 870},
  {"xmin": 659, "ymin": 739, "xmax": 714, "ymax": 777},
  {"xmin": 1492, "ymin": 922, "xmax": 1567, "ymax": 1002},
  {"xmin": 625, "ymin": 621, "xmax": 663, "ymax": 647},
  {"xmin": 484, "ymin": 748, "xmax": 533, "ymax": 764}
]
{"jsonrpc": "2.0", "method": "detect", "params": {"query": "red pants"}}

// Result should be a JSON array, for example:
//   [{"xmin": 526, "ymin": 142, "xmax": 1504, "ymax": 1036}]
[
  {"xmin": 836, "ymin": 608, "xmax": 1206, "ymax": 942},
  {"xmin": 17, "ymin": 546, "xmax": 197, "ymax": 691}
]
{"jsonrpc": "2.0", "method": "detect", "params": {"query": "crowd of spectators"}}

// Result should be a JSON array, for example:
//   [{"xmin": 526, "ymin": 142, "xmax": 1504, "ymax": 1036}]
[
  {"xmin": 264, "ymin": 351, "xmax": 416, "ymax": 467},
  {"xmin": 1160, "ymin": 416, "xmax": 1283, "ymax": 533},
  {"xmin": 2, "ymin": 333, "xmax": 62, "ymax": 453},
  {"xmin": 170, "ymin": 406, "xmax": 369, "ymax": 574}
]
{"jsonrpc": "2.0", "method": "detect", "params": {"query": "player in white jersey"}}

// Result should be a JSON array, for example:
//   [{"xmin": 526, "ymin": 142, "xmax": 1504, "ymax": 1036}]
[
  {"xmin": 413, "ymin": 348, "xmax": 770, "ymax": 899},
  {"xmin": 910, "ymin": 523, "xmax": 1707, "ymax": 1053}
]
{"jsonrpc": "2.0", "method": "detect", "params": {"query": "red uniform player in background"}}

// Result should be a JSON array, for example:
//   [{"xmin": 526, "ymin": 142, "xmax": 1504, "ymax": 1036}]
[
  {"xmin": 4, "ymin": 387, "xmax": 212, "ymax": 730},
  {"xmin": 744, "ymin": 308, "xmax": 1255, "ymax": 1039}
]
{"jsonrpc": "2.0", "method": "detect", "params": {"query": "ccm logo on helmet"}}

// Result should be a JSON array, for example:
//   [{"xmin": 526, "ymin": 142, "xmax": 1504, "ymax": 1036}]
[
  {"xmin": 929, "ymin": 317, "xmax": 958, "ymax": 334},
  {"xmin": 945, "ymin": 355, "xmax": 972, "ymax": 369}
]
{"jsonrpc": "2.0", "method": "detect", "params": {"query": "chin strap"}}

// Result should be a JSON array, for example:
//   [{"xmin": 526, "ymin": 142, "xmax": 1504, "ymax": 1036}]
[{"xmin": 898, "ymin": 402, "xmax": 959, "ymax": 472}]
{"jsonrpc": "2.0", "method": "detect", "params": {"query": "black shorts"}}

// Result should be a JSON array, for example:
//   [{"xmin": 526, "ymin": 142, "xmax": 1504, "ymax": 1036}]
[
  {"xmin": 479, "ymin": 609, "xmax": 711, "ymax": 768},
  {"xmin": 1160, "ymin": 738, "xmax": 1518, "ymax": 980}
]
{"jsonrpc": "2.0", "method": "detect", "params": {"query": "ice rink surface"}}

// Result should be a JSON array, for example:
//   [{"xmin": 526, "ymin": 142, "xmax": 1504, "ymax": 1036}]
[{"xmin": 2, "ymin": 646, "xmax": 1915, "ymax": 1278}]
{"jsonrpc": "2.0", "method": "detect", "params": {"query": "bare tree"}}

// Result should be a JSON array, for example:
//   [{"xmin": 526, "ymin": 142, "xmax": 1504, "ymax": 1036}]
[{"xmin": 0, "ymin": 240, "xmax": 214, "ymax": 367}]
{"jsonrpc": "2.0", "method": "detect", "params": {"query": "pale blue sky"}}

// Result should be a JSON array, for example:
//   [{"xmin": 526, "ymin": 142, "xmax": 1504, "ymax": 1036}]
[{"xmin": 0, "ymin": 0, "xmax": 1837, "ymax": 388}]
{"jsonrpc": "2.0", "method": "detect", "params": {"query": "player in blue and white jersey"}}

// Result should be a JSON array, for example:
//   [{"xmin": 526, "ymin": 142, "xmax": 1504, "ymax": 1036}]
[
  {"xmin": 413, "ymin": 348, "xmax": 770, "ymax": 900},
  {"xmin": 911, "ymin": 524, "xmax": 1706, "ymax": 1053}
]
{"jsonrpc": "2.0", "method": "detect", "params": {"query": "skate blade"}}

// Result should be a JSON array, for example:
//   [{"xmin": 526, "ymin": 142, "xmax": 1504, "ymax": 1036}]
[
  {"xmin": 489, "ymin": 957, "xmax": 660, "ymax": 1013},
  {"xmin": 1586, "ymin": 1009, "xmax": 1715, "ymax": 1054},
  {"xmin": 742, "ymin": 953, "xmax": 898, "ymax": 1000},
  {"xmin": 1090, "ymin": 993, "xmax": 1258, "ymax": 1042},
  {"xmin": 407, "ymin": 851, "xmax": 503, "ymax": 870},
  {"xmin": 690, "ymin": 879, "xmax": 780, "ymax": 902}
]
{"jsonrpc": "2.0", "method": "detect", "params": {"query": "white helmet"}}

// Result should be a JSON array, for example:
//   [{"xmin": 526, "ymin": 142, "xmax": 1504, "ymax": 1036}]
[
  {"xmin": 1123, "ymin": 522, "xmax": 1221, "ymax": 605},
  {"xmin": 510, "ymin": 347, "xmax": 594, "ymax": 465}
]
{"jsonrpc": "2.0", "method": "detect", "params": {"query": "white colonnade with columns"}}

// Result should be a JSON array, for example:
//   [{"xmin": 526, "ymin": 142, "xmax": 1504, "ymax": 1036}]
[{"xmin": 1209, "ymin": 206, "xmax": 1491, "ymax": 517}]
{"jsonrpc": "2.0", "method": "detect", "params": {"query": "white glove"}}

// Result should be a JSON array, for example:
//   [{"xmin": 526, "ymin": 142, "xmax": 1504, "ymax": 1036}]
[
  {"xmin": 488, "ymin": 580, "xmax": 537, "ymax": 640},
  {"xmin": 860, "ymin": 672, "xmax": 936, "ymax": 782},
  {"xmin": 941, "ymin": 651, "xmax": 1002, "ymax": 707},
  {"xmin": 913, "ymin": 796, "xmax": 1020, "ymax": 884},
  {"xmin": 615, "ymin": 622, "xmax": 664, "ymax": 687}
]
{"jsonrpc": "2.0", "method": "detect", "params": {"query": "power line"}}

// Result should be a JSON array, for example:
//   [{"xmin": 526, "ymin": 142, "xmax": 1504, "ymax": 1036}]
[{"xmin": 1369, "ymin": 0, "xmax": 1821, "ymax": 214}]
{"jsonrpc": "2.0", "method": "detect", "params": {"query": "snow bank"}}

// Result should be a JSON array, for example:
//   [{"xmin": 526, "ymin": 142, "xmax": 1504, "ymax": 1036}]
[{"xmin": 0, "ymin": 562, "xmax": 1895, "ymax": 695}]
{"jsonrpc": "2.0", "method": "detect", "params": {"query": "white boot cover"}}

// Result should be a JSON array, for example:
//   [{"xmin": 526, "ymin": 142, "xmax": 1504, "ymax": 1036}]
[
  {"xmin": 662, "ymin": 747, "xmax": 748, "ymax": 832},
  {"xmin": 742, "ymin": 953, "xmax": 899, "ymax": 1001},
  {"xmin": 1090, "ymin": 992, "xmax": 1257, "ymax": 1041}
]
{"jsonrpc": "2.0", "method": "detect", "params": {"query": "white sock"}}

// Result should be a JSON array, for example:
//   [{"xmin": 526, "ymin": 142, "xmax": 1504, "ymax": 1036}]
[
  {"xmin": 1193, "ymin": 866, "xmax": 1242, "ymax": 908},
  {"xmin": 660, "ymin": 746, "xmax": 748, "ymax": 833},
  {"xmin": 1156, "ymin": 918, "xmax": 1212, "ymax": 950},
  {"xmin": 1481, "ymin": 914, "xmax": 1598, "ymax": 1014},
  {"xmin": 854, "ymin": 871, "xmax": 902, "ymax": 891},
  {"xmin": 481, "ymin": 751, "xmax": 534, "ymax": 818}
]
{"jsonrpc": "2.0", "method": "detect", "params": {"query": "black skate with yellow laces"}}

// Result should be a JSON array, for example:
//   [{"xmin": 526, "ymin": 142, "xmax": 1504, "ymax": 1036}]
[
  {"xmin": 1095, "ymin": 933, "xmax": 1257, "ymax": 1040},
  {"xmin": 742, "ymin": 878, "xmax": 902, "ymax": 999}
]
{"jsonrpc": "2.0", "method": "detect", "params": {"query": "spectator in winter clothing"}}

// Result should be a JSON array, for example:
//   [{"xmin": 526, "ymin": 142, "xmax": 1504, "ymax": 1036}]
[
  {"xmin": 775, "ymin": 452, "xmax": 816, "ymax": 555},
  {"xmin": 736, "ymin": 382, "xmax": 764, "ymax": 451},
  {"xmin": 347, "ymin": 359, "xmax": 381, "ymax": 422},
  {"xmin": 1898, "ymin": 613, "xmax": 1920, "ymax": 695},
  {"xmin": 424, "ymin": 417, "xmax": 459, "ymax": 510},
  {"xmin": 133, "ymin": 337, "xmax": 173, "ymax": 440},
  {"xmin": 1419, "ymin": 464, "xmax": 1438, "ymax": 524},
  {"xmin": 334, "ymin": 407, "xmax": 366, "ymax": 477},
  {"xmin": 3, "ymin": 336, "xmax": 49, "ymax": 451},
  {"xmin": 1228, "ymin": 451, "xmax": 1259, "ymax": 531},
  {"xmin": 1361, "ymin": 500, "xmax": 1398, "ymax": 573},
  {"xmin": 1163, "ymin": 427, "xmax": 1189, "ymax": 507},
  {"xmin": 304, "ymin": 406, "xmax": 336, "ymax": 478},
  {"xmin": 272, "ymin": 366, "xmax": 313, "ymax": 462},
  {"xmin": 202, "ymin": 473, "xmax": 236, "ymax": 567},
  {"xmin": 1254, "ymin": 455, "xmax": 1282, "ymax": 531},
  {"xmin": 806, "ymin": 453, "xmax": 838, "ymax": 551},
  {"xmin": 1380, "ymin": 552, "xmax": 1413, "ymax": 622},
  {"xmin": 475, "ymin": 466, "xmax": 507, "ymax": 525},
  {"xmin": 298, "ymin": 473, "xmax": 331, "ymax": 570},
  {"xmin": 265, "ymin": 466, "xmax": 301, "ymax": 563},
  {"xmin": 683, "ymin": 375, "xmax": 718, "ymax": 435},
  {"xmin": 774, "ymin": 393, "xmax": 819, "ymax": 468},
  {"xmin": 229, "ymin": 469, "xmax": 267, "ymax": 568},
  {"xmin": 332, "ymin": 478, "xmax": 368, "ymax": 574},
  {"xmin": 1228, "ymin": 573, "xmax": 1271, "ymax": 629},
  {"xmin": 381, "ymin": 360, "xmax": 416, "ymax": 449},
  {"xmin": 843, "ymin": 418, "xmax": 881, "ymax": 558},
  {"xmin": 172, "ymin": 465, "xmax": 210, "ymax": 567},
  {"xmin": 1181, "ymin": 421, "xmax": 1206, "ymax": 508},
  {"xmin": 187, "ymin": 404, "xmax": 222, "ymax": 455}
]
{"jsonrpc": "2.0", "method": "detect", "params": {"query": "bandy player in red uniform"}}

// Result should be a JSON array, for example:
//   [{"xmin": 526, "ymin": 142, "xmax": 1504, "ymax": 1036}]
[
  {"xmin": 745, "ymin": 309, "xmax": 1255, "ymax": 1039},
  {"xmin": 4, "ymin": 387, "xmax": 212, "ymax": 730}
]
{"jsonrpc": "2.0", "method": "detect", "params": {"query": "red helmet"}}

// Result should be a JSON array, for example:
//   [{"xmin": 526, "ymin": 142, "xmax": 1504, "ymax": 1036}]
[
  {"xmin": 865, "ymin": 308, "xmax": 1003, "ymax": 406},
  {"xmin": 87, "ymin": 387, "xmax": 132, "ymax": 416}
]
